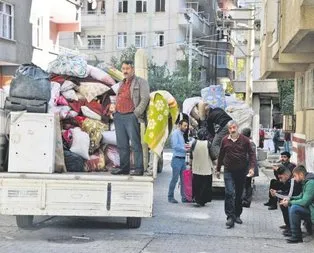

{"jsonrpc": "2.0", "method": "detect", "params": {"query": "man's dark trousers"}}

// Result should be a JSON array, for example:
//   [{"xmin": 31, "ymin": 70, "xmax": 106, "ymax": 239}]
[
  {"xmin": 114, "ymin": 112, "xmax": 143, "ymax": 172},
  {"xmin": 224, "ymin": 170, "xmax": 246, "ymax": 220}
]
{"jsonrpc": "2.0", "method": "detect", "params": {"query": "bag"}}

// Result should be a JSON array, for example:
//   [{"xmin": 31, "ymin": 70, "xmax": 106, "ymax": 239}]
[
  {"xmin": 78, "ymin": 82, "xmax": 110, "ymax": 102},
  {"xmin": 183, "ymin": 169, "xmax": 193, "ymax": 202},
  {"xmin": 86, "ymin": 149, "xmax": 106, "ymax": 172},
  {"xmin": 64, "ymin": 150, "xmax": 86, "ymax": 172},
  {"xmin": 88, "ymin": 65, "xmax": 116, "ymax": 86},
  {"xmin": 201, "ymin": 85, "xmax": 226, "ymax": 109},
  {"xmin": 4, "ymin": 97, "xmax": 47, "ymax": 113},
  {"xmin": 10, "ymin": 64, "xmax": 51, "ymax": 101},
  {"xmin": 81, "ymin": 106, "xmax": 102, "ymax": 121},
  {"xmin": 70, "ymin": 127, "xmax": 90, "ymax": 160},
  {"xmin": 102, "ymin": 131, "xmax": 117, "ymax": 145},
  {"xmin": 47, "ymin": 54, "xmax": 88, "ymax": 78},
  {"xmin": 82, "ymin": 119, "xmax": 109, "ymax": 154}
]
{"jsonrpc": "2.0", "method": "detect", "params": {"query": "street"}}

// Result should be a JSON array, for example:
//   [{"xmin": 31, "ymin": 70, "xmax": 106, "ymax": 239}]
[{"xmin": 0, "ymin": 152, "xmax": 313, "ymax": 253}]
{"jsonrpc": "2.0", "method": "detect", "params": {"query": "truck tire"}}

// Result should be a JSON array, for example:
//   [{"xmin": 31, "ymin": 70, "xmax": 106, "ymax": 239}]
[
  {"xmin": 16, "ymin": 215, "xmax": 34, "ymax": 229},
  {"xmin": 157, "ymin": 152, "xmax": 163, "ymax": 173},
  {"xmin": 126, "ymin": 217, "xmax": 141, "ymax": 229},
  {"xmin": 157, "ymin": 157, "xmax": 163, "ymax": 173}
]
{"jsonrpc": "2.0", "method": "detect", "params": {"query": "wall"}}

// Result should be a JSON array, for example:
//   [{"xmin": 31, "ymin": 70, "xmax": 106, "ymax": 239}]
[{"xmin": 0, "ymin": 0, "xmax": 33, "ymax": 64}]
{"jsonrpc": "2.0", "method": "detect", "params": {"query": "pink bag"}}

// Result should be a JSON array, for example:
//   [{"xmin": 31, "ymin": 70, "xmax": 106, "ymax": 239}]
[{"xmin": 183, "ymin": 169, "xmax": 193, "ymax": 202}]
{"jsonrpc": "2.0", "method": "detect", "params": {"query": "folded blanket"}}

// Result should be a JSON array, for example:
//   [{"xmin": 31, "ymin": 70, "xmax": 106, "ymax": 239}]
[{"xmin": 144, "ymin": 91, "xmax": 179, "ymax": 157}]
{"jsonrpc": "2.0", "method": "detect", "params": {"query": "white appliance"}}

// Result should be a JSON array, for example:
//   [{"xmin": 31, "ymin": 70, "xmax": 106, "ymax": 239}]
[{"xmin": 8, "ymin": 112, "xmax": 56, "ymax": 173}]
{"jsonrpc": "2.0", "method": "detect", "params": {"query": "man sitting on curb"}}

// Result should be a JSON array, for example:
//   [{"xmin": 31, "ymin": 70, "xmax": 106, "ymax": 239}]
[
  {"xmin": 280, "ymin": 165, "xmax": 314, "ymax": 243},
  {"xmin": 269, "ymin": 167, "xmax": 302, "ymax": 235},
  {"xmin": 264, "ymin": 152, "xmax": 296, "ymax": 210}
]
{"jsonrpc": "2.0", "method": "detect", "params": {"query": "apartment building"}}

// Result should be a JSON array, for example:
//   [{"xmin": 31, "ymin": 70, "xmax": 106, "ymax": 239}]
[
  {"xmin": 0, "ymin": 0, "xmax": 33, "ymax": 87},
  {"xmin": 0, "ymin": 0, "xmax": 82, "ymax": 87},
  {"xmin": 260, "ymin": 0, "xmax": 314, "ymax": 171},
  {"xmin": 71, "ymin": 0, "xmax": 217, "ymax": 83},
  {"xmin": 30, "ymin": 0, "xmax": 82, "ymax": 69}
]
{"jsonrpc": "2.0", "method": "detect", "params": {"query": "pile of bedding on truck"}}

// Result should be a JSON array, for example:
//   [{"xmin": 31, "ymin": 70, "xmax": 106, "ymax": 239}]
[{"xmin": 1, "ymin": 55, "xmax": 133, "ymax": 173}]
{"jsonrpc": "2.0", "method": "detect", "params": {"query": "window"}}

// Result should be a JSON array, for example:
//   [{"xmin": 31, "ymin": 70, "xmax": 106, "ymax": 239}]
[
  {"xmin": 117, "ymin": 32, "xmax": 127, "ymax": 48},
  {"xmin": 136, "ymin": 0, "xmax": 147, "ymax": 13},
  {"xmin": 87, "ymin": 0, "xmax": 105, "ymax": 14},
  {"xmin": 155, "ymin": 0, "xmax": 165, "ymax": 12},
  {"xmin": 155, "ymin": 32, "xmax": 164, "ymax": 47},
  {"xmin": 135, "ymin": 32, "xmax": 146, "ymax": 48},
  {"xmin": 32, "ymin": 17, "xmax": 43, "ymax": 48},
  {"xmin": 87, "ymin": 35, "xmax": 104, "ymax": 50},
  {"xmin": 0, "ymin": 1, "xmax": 14, "ymax": 40},
  {"xmin": 118, "ymin": 0, "xmax": 128, "ymax": 13}
]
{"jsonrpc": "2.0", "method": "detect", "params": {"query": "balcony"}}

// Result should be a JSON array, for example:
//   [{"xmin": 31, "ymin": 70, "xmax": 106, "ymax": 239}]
[
  {"xmin": 216, "ymin": 41, "xmax": 234, "ymax": 54},
  {"xmin": 280, "ymin": 0, "xmax": 314, "ymax": 54},
  {"xmin": 81, "ymin": 10, "xmax": 106, "ymax": 28},
  {"xmin": 260, "ymin": 32, "xmax": 308, "ymax": 79},
  {"xmin": 178, "ymin": 8, "xmax": 211, "ymax": 37}
]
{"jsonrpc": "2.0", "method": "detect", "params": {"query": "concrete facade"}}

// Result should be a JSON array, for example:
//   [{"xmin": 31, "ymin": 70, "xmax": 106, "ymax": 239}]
[
  {"xmin": 260, "ymin": 0, "xmax": 314, "ymax": 172},
  {"xmin": 0, "ymin": 0, "xmax": 33, "ymax": 87}
]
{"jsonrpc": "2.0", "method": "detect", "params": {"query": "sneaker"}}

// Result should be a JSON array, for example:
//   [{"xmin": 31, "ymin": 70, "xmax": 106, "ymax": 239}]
[
  {"xmin": 168, "ymin": 198, "xmax": 178, "ymax": 204},
  {"xmin": 235, "ymin": 217, "xmax": 243, "ymax": 224},
  {"xmin": 226, "ymin": 217, "xmax": 235, "ymax": 229}
]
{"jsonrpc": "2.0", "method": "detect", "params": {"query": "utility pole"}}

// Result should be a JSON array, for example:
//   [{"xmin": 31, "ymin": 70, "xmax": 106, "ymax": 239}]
[
  {"xmin": 245, "ymin": 8, "xmax": 255, "ymax": 107},
  {"xmin": 188, "ymin": 18, "xmax": 193, "ymax": 82}
]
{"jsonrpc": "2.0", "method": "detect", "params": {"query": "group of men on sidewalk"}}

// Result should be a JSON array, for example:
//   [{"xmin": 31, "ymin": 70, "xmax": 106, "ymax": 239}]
[{"xmin": 264, "ymin": 151, "xmax": 314, "ymax": 243}]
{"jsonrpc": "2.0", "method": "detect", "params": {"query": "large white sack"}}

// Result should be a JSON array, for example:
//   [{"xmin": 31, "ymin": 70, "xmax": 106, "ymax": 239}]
[{"xmin": 70, "ymin": 127, "xmax": 90, "ymax": 160}]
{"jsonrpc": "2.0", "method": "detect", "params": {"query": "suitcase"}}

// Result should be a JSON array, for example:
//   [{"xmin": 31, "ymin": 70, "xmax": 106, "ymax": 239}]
[{"xmin": 183, "ymin": 169, "xmax": 193, "ymax": 202}]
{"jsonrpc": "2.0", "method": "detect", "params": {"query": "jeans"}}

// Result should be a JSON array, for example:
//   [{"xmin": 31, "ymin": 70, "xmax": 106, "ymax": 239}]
[
  {"xmin": 113, "ymin": 112, "xmax": 143, "ymax": 172},
  {"xmin": 289, "ymin": 205, "xmax": 311, "ymax": 239},
  {"xmin": 273, "ymin": 140, "xmax": 280, "ymax": 153},
  {"xmin": 224, "ymin": 170, "xmax": 246, "ymax": 220},
  {"xmin": 168, "ymin": 157, "xmax": 186, "ymax": 200},
  {"xmin": 284, "ymin": 141, "xmax": 291, "ymax": 153},
  {"xmin": 280, "ymin": 205, "xmax": 290, "ymax": 228}
]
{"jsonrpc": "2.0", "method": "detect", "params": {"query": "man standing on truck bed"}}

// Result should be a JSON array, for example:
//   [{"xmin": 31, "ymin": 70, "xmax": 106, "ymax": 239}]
[
  {"xmin": 204, "ymin": 106, "xmax": 232, "ymax": 161},
  {"xmin": 111, "ymin": 60, "xmax": 150, "ymax": 176},
  {"xmin": 216, "ymin": 120, "xmax": 256, "ymax": 229}
]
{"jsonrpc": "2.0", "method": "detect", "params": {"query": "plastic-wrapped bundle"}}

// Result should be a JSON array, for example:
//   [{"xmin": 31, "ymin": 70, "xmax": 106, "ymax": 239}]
[{"xmin": 201, "ymin": 85, "xmax": 226, "ymax": 109}]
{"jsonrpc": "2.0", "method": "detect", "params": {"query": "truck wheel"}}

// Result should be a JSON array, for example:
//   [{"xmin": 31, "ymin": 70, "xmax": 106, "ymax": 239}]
[
  {"xmin": 126, "ymin": 217, "xmax": 141, "ymax": 229},
  {"xmin": 16, "ymin": 215, "xmax": 34, "ymax": 229},
  {"xmin": 157, "ymin": 152, "xmax": 163, "ymax": 173}
]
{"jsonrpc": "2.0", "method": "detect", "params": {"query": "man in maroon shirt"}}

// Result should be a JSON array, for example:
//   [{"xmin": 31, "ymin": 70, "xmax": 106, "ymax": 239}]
[
  {"xmin": 216, "ymin": 120, "xmax": 256, "ymax": 229},
  {"xmin": 111, "ymin": 60, "xmax": 150, "ymax": 176}
]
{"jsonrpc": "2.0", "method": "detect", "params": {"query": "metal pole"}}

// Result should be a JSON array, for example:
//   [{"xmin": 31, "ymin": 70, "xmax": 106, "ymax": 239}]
[
  {"xmin": 245, "ymin": 8, "xmax": 255, "ymax": 107},
  {"xmin": 188, "ymin": 19, "xmax": 193, "ymax": 82}
]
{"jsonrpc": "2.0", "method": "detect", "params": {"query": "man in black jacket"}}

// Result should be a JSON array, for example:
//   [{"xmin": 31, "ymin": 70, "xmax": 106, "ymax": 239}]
[
  {"xmin": 264, "ymin": 151, "xmax": 296, "ymax": 210},
  {"xmin": 270, "ymin": 167, "xmax": 302, "ymax": 234},
  {"xmin": 204, "ymin": 106, "xmax": 232, "ymax": 160}
]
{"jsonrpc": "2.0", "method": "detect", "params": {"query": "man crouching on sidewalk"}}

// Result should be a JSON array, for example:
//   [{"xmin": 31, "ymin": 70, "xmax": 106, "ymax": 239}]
[{"xmin": 280, "ymin": 165, "xmax": 314, "ymax": 243}]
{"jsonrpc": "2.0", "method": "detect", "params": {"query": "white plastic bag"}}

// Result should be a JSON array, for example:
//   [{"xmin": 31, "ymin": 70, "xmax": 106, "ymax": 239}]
[
  {"xmin": 102, "ymin": 131, "xmax": 117, "ymax": 145},
  {"xmin": 70, "ymin": 127, "xmax": 90, "ymax": 160}
]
